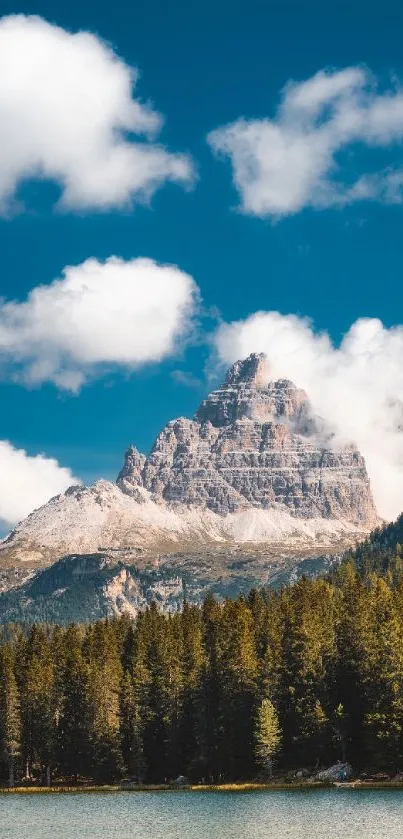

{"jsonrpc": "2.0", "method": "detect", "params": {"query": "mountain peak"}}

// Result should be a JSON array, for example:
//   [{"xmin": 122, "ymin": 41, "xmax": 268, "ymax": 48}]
[
  {"xmin": 110, "ymin": 353, "xmax": 377, "ymax": 529},
  {"xmin": 0, "ymin": 352, "xmax": 379, "ymax": 583},
  {"xmin": 224, "ymin": 352, "xmax": 269, "ymax": 388},
  {"xmin": 195, "ymin": 354, "xmax": 309, "ymax": 428}
]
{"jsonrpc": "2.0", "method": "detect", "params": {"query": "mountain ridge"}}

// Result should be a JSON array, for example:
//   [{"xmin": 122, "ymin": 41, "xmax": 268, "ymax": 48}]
[{"xmin": 0, "ymin": 353, "xmax": 379, "ymax": 613}]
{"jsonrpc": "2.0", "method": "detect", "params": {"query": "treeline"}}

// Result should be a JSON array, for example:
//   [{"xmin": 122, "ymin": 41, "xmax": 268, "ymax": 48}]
[
  {"xmin": 1, "ymin": 562, "xmax": 403, "ymax": 785},
  {"xmin": 345, "ymin": 513, "xmax": 403, "ymax": 581}
]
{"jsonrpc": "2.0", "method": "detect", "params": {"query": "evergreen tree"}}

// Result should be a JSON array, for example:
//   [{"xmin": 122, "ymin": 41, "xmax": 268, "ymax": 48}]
[
  {"xmin": 20, "ymin": 626, "xmax": 56, "ymax": 784},
  {"xmin": 218, "ymin": 598, "xmax": 258, "ymax": 779},
  {"xmin": 122, "ymin": 613, "xmax": 152, "ymax": 780},
  {"xmin": 119, "ymin": 670, "xmax": 145, "ymax": 780},
  {"xmin": 84, "ymin": 621, "xmax": 124, "ymax": 781},
  {"xmin": 254, "ymin": 698, "xmax": 281, "ymax": 777},
  {"xmin": 178, "ymin": 603, "xmax": 204, "ymax": 776},
  {"xmin": 195, "ymin": 594, "xmax": 225, "ymax": 782},
  {"xmin": 0, "ymin": 560, "xmax": 402, "ymax": 785},
  {"xmin": 280, "ymin": 579, "xmax": 336, "ymax": 767},
  {"xmin": 57, "ymin": 625, "xmax": 92, "ymax": 780},
  {"xmin": 361, "ymin": 578, "xmax": 403, "ymax": 771},
  {"xmin": 331, "ymin": 703, "xmax": 348, "ymax": 763},
  {"xmin": 0, "ymin": 645, "xmax": 20, "ymax": 786},
  {"xmin": 334, "ymin": 564, "xmax": 374, "ymax": 766}
]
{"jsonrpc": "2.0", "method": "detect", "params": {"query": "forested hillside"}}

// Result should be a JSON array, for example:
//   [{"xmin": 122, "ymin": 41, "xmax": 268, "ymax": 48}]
[
  {"xmin": 345, "ymin": 513, "xmax": 403, "ymax": 580},
  {"xmin": 1, "ymin": 564, "xmax": 403, "ymax": 786}
]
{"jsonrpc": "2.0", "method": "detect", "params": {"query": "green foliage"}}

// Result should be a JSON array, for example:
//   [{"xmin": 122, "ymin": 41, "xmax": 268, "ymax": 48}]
[
  {"xmin": 0, "ymin": 645, "xmax": 20, "ymax": 785},
  {"xmin": 1, "ymin": 566, "xmax": 403, "ymax": 784},
  {"xmin": 254, "ymin": 699, "xmax": 281, "ymax": 777},
  {"xmin": 342, "ymin": 513, "xmax": 403, "ymax": 582}
]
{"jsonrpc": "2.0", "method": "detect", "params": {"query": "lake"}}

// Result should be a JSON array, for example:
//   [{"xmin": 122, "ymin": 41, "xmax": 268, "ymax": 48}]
[{"xmin": 1, "ymin": 789, "xmax": 403, "ymax": 839}]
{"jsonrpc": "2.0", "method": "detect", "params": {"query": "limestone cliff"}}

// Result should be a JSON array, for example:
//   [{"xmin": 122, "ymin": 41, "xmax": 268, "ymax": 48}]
[
  {"xmin": 0, "ymin": 354, "xmax": 378, "ymax": 576},
  {"xmin": 118, "ymin": 353, "xmax": 377, "ymax": 527}
]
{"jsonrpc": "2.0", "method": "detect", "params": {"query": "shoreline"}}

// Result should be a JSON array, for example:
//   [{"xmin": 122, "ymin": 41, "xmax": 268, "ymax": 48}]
[{"xmin": 2, "ymin": 781, "xmax": 403, "ymax": 794}]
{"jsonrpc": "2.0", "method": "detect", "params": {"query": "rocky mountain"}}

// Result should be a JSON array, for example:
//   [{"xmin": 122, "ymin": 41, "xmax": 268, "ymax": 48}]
[
  {"xmin": 0, "ymin": 353, "xmax": 379, "ymax": 617},
  {"xmin": 118, "ymin": 353, "xmax": 376, "ymax": 524},
  {"xmin": 0, "ymin": 548, "xmax": 343, "ymax": 625}
]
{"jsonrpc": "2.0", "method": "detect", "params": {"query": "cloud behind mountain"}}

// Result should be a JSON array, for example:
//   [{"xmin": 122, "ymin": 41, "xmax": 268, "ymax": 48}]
[{"xmin": 215, "ymin": 312, "xmax": 403, "ymax": 519}]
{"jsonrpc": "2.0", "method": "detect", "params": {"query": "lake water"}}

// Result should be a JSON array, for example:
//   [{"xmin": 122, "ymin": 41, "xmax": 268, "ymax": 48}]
[{"xmin": 1, "ymin": 789, "xmax": 403, "ymax": 839}]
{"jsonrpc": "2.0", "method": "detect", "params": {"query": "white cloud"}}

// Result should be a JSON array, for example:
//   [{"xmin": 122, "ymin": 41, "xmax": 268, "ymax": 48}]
[
  {"xmin": 0, "ymin": 14, "xmax": 194, "ymax": 213},
  {"xmin": 0, "ymin": 257, "xmax": 198, "ymax": 390},
  {"xmin": 0, "ymin": 440, "xmax": 78, "ymax": 526},
  {"xmin": 215, "ymin": 313, "xmax": 403, "ymax": 520},
  {"xmin": 208, "ymin": 66, "xmax": 403, "ymax": 217}
]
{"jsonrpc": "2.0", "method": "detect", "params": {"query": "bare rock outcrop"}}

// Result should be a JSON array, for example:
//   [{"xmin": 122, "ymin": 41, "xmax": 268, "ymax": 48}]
[
  {"xmin": 118, "ymin": 353, "xmax": 378, "ymax": 528},
  {"xmin": 0, "ymin": 353, "xmax": 378, "ymax": 572}
]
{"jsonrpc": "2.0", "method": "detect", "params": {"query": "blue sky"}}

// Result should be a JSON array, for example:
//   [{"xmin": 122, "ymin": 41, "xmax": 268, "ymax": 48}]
[{"xmin": 0, "ymin": 0, "xmax": 403, "ymax": 525}]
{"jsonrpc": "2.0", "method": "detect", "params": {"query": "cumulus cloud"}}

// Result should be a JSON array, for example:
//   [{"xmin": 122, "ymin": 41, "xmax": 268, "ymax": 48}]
[
  {"xmin": 208, "ymin": 66, "xmax": 403, "ymax": 217},
  {"xmin": 0, "ymin": 14, "xmax": 193, "ymax": 213},
  {"xmin": 0, "ymin": 257, "xmax": 198, "ymax": 390},
  {"xmin": 215, "ymin": 313, "xmax": 403, "ymax": 520},
  {"xmin": 0, "ymin": 440, "xmax": 78, "ymax": 526}
]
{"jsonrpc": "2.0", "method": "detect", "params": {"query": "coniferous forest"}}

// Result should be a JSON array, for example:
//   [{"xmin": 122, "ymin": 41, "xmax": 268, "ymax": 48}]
[{"xmin": 1, "ymin": 553, "xmax": 403, "ymax": 787}]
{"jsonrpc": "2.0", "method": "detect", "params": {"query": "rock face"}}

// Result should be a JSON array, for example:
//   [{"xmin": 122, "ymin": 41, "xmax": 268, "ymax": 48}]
[
  {"xmin": 115, "ymin": 446, "xmax": 147, "ymax": 502},
  {"xmin": 0, "ymin": 353, "xmax": 378, "ymax": 580},
  {"xmin": 117, "ymin": 353, "xmax": 377, "ymax": 527},
  {"xmin": 0, "ymin": 548, "xmax": 343, "ymax": 625}
]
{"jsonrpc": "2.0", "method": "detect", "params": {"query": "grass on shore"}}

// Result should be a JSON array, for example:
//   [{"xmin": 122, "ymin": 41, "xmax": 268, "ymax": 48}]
[
  {"xmin": 0, "ymin": 784, "xmax": 170, "ymax": 794},
  {"xmin": 2, "ymin": 780, "xmax": 403, "ymax": 794}
]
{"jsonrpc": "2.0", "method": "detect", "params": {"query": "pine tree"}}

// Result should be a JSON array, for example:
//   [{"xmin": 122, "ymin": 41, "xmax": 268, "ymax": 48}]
[
  {"xmin": 84, "ymin": 621, "xmax": 124, "ymax": 782},
  {"xmin": 257, "ymin": 589, "xmax": 284, "ymax": 706},
  {"xmin": 361, "ymin": 578, "xmax": 403, "ymax": 771},
  {"xmin": 119, "ymin": 621, "xmax": 148, "ymax": 780},
  {"xmin": 178, "ymin": 602, "xmax": 205, "ymax": 778},
  {"xmin": 195, "ymin": 594, "xmax": 224, "ymax": 782},
  {"xmin": 280, "ymin": 578, "xmax": 336, "ymax": 767},
  {"xmin": 331, "ymin": 703, "xmax": 348, "ymax": 763},
  {"xmin": 217, "ymin": 598, "xmax": 258, "ymax": 779},
  {"xmin": 333, "ymin": 563, "xmax": 370, "ymax": 766},
  {"xmin": 20, "ymin": 626, "xmax": 56, "ymax": 784},
  {"xmin": 57, "ymin": 625, "xmax": 92, "ymax": 780},
  {"xmin": 254, "ymin": 698, "xmax": 281, "ymax": 777},
  {"xmin": 0, "ymin": 645, "xmax": 20, "ymax": 786},
  {"xmin": 138, "ymin": 604, "xmax": 171, "ymax": 782},
  {"xmin": 119, "ymin": 670, "xmax": 145, "ymax": 780}
]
